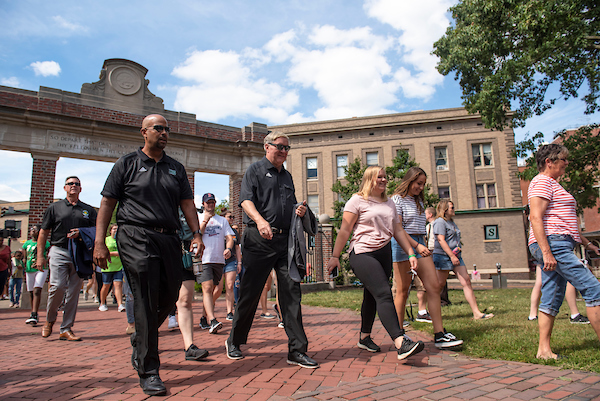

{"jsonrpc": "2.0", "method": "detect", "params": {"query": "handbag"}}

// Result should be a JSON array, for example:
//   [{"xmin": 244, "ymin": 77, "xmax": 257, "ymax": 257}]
[{"xmin": 181, "ymin": 245, "xmax": 193, "ymax": 271}]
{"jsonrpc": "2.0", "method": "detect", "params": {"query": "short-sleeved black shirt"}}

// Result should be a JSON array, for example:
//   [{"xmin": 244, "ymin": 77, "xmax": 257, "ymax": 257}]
[
  {"xmin": 239, "ymin": 157, "xmax": 297, "ymax": 230},
  {"xmin": 101, "ymin": 148, "xmax": 193, "ymax": 231},
  {"xmin": 41, "ymin": 199, "xmax": 97, "ymax": 248}
]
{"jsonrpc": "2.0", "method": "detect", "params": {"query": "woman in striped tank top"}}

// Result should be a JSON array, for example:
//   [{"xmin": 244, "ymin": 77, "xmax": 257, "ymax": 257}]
[
  {"xmin": 391, "ymin": 167, "xmax": 463, "ymax": 348},
  {"xmin": 528, "ymin": 144, "xmax": 600, "ymax": 360}
]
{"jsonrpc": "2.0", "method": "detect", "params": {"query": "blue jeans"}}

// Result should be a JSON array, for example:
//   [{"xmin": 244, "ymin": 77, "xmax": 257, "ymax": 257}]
[
  {"xmin": 122, "ymin": 275, "xmax": 135, "ymax": 324},
  {"xmin": 9, "ymin": 277, "xmax": 23, "ymax": 305},
  {"xmin": 433, "ymin": 253, "xmax": 465, "ymax": 271},
  {"xmin": 391, "ymin": 235, "xmax": 424, "ymax": 262},
  {"xmin": 529, "ymin": 234, "xmax": 600, "ymax": 317},
  {"xmin": 234, "ymin": 264, "xmax": 245, "ymax": 304}
]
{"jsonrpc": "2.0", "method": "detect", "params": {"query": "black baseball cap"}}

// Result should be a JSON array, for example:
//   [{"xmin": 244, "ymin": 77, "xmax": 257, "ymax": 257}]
[{"xmin": 202, "ymin": 193, "xmax": 216, "ymax": 203}]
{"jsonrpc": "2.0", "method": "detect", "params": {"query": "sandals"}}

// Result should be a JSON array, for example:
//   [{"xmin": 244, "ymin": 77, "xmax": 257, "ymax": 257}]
[{"xmin": 474, "ymin": 313, "xmax": 494, "ymax": 320}]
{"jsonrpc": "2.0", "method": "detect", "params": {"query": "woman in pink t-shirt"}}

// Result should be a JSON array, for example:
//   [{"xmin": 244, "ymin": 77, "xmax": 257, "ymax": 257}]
[
  {"xmin": 528, "ymin": 143, "xmax": 600, "ymax": 360},
  {"xmin": 327, "ymin": 166, "xmax": 424, "ymax": 360}
]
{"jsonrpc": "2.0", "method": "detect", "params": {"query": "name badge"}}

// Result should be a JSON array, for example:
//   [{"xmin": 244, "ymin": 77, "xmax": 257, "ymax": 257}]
[{"xmin": 168, "ymin": 169, "xmax": 177, "ymax": 176}]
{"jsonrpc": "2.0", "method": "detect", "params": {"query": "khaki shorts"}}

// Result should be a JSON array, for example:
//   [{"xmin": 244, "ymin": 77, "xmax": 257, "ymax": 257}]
[{"xmin": 412, "ymin": 275, "xmax": 425, "ymax": 292}]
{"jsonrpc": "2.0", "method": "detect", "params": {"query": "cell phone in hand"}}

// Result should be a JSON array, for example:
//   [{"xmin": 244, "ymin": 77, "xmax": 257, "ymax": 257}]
[{"xmin": 330, "ymin": 266, "xmax": 338, "ymax": 279}]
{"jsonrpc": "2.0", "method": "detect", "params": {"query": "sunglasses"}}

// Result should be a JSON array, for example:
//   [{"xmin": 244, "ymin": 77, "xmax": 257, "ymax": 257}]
[
  {"xmin": 268, "ymin": 143, "xmax": 291, "ymax": 152},
  {"xmin": 65, "ymin": 182, "xmax": 81, "ymax": 186},
  {"xmin": 146, "ymin": 125, "xmax": 170, "ymax": 133}
]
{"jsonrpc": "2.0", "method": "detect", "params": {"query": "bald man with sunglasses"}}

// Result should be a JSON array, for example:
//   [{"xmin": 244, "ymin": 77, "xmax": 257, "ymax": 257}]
[{"xmin": 94, "ymin": 114, "xmax": 203, "ymax": 396}]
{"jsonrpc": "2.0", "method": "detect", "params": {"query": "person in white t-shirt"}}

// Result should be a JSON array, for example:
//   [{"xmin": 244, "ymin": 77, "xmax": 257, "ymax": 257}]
[{"xmin": 197, "ymin": 193, "xmax": 235, "ymax": 334}]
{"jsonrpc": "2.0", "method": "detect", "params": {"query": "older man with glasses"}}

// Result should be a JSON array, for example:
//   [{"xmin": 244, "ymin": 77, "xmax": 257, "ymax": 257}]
[
  {"xmin": 225, "ymin": 132, "xmax": 319, "ymax": 369},
  {"xmin": 38, "ymin": 176, "xmax": 97, "ymax": 342}
]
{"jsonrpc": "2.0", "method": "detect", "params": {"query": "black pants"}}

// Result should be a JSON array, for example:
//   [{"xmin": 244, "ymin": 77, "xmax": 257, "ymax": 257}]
[
  {"xmin": 117, "ymin": 225, "xmax": 183, "ymax": 377},
  {"xmin": 229, "ymin": 226, "xmax": 308, "ymax": 353},
  {"xmin": 349, "ymin": 242, "xmax": 403, "ymax": 340}
]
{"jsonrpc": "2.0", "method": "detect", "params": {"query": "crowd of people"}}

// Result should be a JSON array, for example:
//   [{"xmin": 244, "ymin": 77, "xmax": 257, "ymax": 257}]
[{"xmin": 3, "ymin": 115, "xmax": 599, "ymax": 395}]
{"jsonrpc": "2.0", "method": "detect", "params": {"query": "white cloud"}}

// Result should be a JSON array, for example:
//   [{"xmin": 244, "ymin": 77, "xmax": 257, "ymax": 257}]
[
  {"xmin": 364, "ymin": 0, "xmax": 453, "ymax": 100},
  {"xmin": 172, "ymin": 49, "xmax": 299, "ymax": 123},
  {"xmin": 265, "ymin": 25, "xmax": 400, "ymax": 120},
  {"xmin": 0, "ymin": 184, "xmax": 29, "ymax": 202},
  {"xmin": 30, "ymin": 61, "xmax": 61, "ymax": 77},
  {"xmin": 52, "ymin": 15, "xmax": 88, "ymax": 33},
  {"xmin": 1, "ymin": 77, "xmax": 20, "ymax": 87},
  {"xmin": 169, "ymin": 0, "xmax": 457, "ymax": 125}
]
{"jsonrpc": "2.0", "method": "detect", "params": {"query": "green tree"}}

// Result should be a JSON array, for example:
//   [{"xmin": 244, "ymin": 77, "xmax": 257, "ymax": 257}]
[
  {"xmin": 433, "ymin": 0, "xmax": 600, "ymax": 131},
  {"xmin": 216, "ymin": 199, "xmax": 229, "ymax": 215},
  {"xmin": 513, "ymin": 124, "xmax": 600, "ymax": 212}
]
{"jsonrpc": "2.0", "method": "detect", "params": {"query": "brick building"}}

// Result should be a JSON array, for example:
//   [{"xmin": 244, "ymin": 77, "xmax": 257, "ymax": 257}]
[{"xmin": 271, "ymin": 109, "xmax": 530, "ymax": 276}]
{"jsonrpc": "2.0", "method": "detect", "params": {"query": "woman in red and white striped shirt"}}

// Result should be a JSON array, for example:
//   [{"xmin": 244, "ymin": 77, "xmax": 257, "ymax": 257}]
[{"xmin": 528, "ymin": 143, "xmax": 600, "ymax": 360}]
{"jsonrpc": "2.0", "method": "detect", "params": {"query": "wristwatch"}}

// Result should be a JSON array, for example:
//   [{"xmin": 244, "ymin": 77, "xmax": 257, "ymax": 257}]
[{"xmin": 192, "ymin": 229, "xmax": 202, "ymax": 236}]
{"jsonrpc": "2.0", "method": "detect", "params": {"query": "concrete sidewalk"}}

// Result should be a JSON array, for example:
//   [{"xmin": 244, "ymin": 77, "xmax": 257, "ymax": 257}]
[{"xmin": 1, "ymin": 295, "xmax": 600, "ymax": 400}]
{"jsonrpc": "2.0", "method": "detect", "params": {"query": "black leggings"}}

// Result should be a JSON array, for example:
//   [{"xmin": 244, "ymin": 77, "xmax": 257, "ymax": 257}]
[{"xmin": 350, "ymin": 242, "xmax": 402, "ymax": 340}]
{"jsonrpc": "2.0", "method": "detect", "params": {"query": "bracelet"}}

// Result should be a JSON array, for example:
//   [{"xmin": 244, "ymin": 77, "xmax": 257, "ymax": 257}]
[{"xmin": 408, "ymin": 254, "xmax": 416, "ymax": 258}]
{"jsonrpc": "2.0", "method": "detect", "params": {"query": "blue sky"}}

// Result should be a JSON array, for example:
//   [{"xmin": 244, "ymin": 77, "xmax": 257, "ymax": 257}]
[{"xmin": 0, "ymin": 0, "xmax": 595, "ymax": 208}]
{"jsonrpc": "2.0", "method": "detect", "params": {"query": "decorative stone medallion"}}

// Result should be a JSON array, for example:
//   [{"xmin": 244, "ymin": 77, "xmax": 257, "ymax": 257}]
[{"xmin": 108, "ymin": 66, "xmax": 141, "ymax": 95}]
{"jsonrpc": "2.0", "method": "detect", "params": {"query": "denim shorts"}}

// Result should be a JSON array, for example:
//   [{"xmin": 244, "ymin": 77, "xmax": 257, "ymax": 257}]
[
  {"xmin": 433, "ymin": 252, "xmax": 465, "ymax": 271},
  {"xmin": 391, "ymin": 234, "xmax": 424, "ymax": 262},
  {"xmin": 102, "ymin": 269, "xmax": 123, "ymax": 284},
  {"xmin": 529, "ymin": 234, "xmax": 600, "ymax": 316},
  {"xmin": 223, "ymin": 260, "xmax": 237, "ymax": 274}
]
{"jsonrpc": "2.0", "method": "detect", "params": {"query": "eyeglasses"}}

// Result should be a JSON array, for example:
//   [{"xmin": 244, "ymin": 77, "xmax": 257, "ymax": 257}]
[
  {"xmin": 268, "ymin": 143, "xmax": 291, "ymax": 152},
  {"xmin": 225, "ymin": 215, "xmax": 234, "ymax": 219},
  {"xmin": 65, "ymin": 182, "xmax": 81, "ymax": 186},
  {"xmin": 557, "ymin": 158, "xmax": 568, "ymax": 162},
  {"xmin": 146, "ymin": 125, "xmax": 170, "ymax": 133}
]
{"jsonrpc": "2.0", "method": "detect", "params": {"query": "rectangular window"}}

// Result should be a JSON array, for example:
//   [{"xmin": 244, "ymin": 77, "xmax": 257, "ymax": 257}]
[
  {"xmin": 307, "ymin": 194, "xmax": 319, "ymax": 215},
  {"xmin": 438, "ymin": 186, "xmax": 450, "ymax": 199},
  {"xmin": 434, "ymin": 147, "xmax": 448, "ymax": 170},
  {"xmin": 366, "ymin": 152, "xmax": 378, "ymax": 166},
  {"xmin": 336, "ymin": 155, "xmax": 348, "ymax": 178},
  {"xmin": 476, "ymin": 183, "xmax": 497, "ymax": 208},
  {"xmin": 472, "ymin": 143, "xmax": 493, "ymax": 167},
  {"xmin": 306, "ymin": 157, "xmax": 317, "ymax": 179},
  {"xmin": 484, "ymin": 225, "xmax": 499, "ymax": 240}
]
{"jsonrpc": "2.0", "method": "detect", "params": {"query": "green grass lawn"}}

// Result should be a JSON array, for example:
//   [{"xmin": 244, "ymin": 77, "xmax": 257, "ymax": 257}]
[{"xmin": 302, "ymin": 287, "xmax": 600, "ymax": 373}]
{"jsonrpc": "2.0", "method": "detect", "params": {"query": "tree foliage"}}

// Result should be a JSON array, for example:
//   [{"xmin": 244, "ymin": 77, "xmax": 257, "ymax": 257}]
[
  {"xmin": 513, "ymin": 123, "xmax": 600, "ymax": 212},
  {"xmin": 434, "ymin": 0, "xmax": 600, "ymax": 131}
]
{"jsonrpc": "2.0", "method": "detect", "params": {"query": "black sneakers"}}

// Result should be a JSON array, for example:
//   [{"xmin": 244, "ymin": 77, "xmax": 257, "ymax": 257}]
[
  {"xmin": 357, "ymin": 336, "xmax": 381, "ymax": 353},
  {"xmin": 226, "ymin": 312, "xmax": 234, "ymax": 321},
  {"xmin": 415, "ymin": 312, "xmax": 433, "ymax": 323},
  {"xmin": 225, "ymin": 338, "xmax": 243, "ymax": 360},
  {"xmin": 434, "ymin": 330, "xmax": 464, "ymax": 348},
  {"xmin": 199, "ymin": 316, "xmax": 210, "ymax": 329},
  {"xmin": 26, "ymin": 312, "xmax": 38, "ymax": 325},
  {"xmin": 287, "ymin": 351, "xmax": 319, "ymax": 369},
  {"xmin": 397, "ymin": 333, "xmax": 424, "ymax": 360},
  {"xmin": 185, "ymin": 344, "xmax": 209, "ymax": 360},
  {"xmin": 570, "ymin": 314, "xmax": 590, "ymax": 324},
  {"xmin": 209, "ymin": 319, "xmax": 222, "ymax": 334}
]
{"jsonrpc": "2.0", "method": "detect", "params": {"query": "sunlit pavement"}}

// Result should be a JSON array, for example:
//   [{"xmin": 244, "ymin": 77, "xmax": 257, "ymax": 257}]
[{"xmin": 2, "ymin": 291, "xmax": 600, "ymax": 400}]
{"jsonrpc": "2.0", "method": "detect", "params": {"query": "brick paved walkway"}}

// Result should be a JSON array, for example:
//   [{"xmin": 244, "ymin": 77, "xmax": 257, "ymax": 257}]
[{"xmin": 2, "ymin": 296, "xmax": 600, "ymax": 400}]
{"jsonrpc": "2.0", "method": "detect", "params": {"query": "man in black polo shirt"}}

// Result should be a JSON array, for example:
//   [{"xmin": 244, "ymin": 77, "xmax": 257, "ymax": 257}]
[
  {"xmin": 38, "ymin": 176, "xmax": 97, "ymax": 341},
  {"xmin": 93, "ymin": 114, "xmax": 203, "ymax": 396},
  {"xmin": 225, "ymin": 132, "xmax": 319, "ymax": 369}
]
